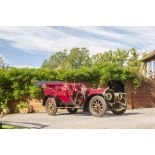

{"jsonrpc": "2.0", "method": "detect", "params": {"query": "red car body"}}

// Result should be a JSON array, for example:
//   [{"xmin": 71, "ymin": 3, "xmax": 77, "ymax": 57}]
[
  {"xmin": 42, "ymin": 81, "xmax": 108, "ymax": 104},
  {"xmin": 41, "ymin": 81, "xmax": 127, "ymax": 117}
]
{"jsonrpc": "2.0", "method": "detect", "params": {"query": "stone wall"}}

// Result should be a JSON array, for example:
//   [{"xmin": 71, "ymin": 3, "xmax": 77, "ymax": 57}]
[{"xmin": 8, "ymin": 99, "xmax": 45, "ymax": 113}]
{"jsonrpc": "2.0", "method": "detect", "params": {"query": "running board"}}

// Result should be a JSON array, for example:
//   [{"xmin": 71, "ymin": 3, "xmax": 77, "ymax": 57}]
[{"xmin": 58, "ymin": 107, "xmax": 83, "ymax": 109}]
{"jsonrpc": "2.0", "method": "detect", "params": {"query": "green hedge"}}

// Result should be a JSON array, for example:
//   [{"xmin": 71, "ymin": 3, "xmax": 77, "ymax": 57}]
[
  {"xmin": 0, "ymin": 68, "xmax": 57, "ymax": 102},
  {"xmin": 0, "ymin": 65, "xmax": 140, "ymax": 102}
]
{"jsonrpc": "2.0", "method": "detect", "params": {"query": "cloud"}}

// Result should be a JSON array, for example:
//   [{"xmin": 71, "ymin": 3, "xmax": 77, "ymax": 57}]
[
  {"xmin": 0, "ymin": 27, "xmax": 64, "ymax": 53},
  {"xmin": 66, "ymin": 26, "xmax": 155, "ymax": 51},
  {"xmin": 0, "ymin": 26, "xmax": 155, "ymax": 55},
  {"xmin": 12, "ymin": 65, "xmax": 38, "ymax": 68}
]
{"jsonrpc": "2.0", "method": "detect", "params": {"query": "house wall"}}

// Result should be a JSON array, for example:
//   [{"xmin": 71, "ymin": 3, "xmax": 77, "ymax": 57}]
[{"xmin": 125, "ymin": 79, "xmax": 155, "ymax": 109}]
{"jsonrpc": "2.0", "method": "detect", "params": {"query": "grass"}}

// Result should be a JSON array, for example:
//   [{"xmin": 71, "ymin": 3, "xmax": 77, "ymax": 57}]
[{"xmin": 0, "ymin": 124, "xmax": 24, "ymax": 129}]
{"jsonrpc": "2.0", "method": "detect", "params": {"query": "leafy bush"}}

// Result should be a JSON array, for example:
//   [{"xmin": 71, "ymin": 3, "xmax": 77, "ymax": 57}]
[
  {"xmin": 16, "ymin": 101, "xmax": 32, "ymax": 114},
  {"xmin": 0, "ymin": 99, "xmax": 9, "ymax": 116},
  {"xmin": 16, "ymin": 101, "xmax": 29, "ymax": 110},
  {"xmin": 0, "ymin": 99, "xmax": 8, "ymax": 110},
  {"xmin": 0, "ymin": 68, "xmax": 58, "ymax": 102},
  {"xmin": 0, "ymin": 64, "xmax": 142, "ymax": 103},
  {"xmin": 29, "ymin": 86, "xmax": 43, "ymax": 98}
]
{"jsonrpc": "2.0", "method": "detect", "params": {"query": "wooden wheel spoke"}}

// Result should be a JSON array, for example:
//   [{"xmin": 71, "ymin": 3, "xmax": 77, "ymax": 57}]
[
  {"xmin": 48, "ymin": 106, "xmax": 54, "ymax": 111},
  {"xmin": 89, "ymin": 96, "xmax": 106, "ymax": 117},
  {"xmin": 93, "ymin": 101, "xmax": 97, "ymax": 105},
  {"xmin": 113, "ymin": 102, "xmax": 126, "ymax": 111},
  {"xmin": 46, "ymin": 98, "xmax": 57, "ymax": 116},
  {"xmin": 92, "ymin": 103, "xmax": 97, "ymax": 107},
  {"xmin": 92, "ymin": 99, "xmax": 104, "ymax": 113}
]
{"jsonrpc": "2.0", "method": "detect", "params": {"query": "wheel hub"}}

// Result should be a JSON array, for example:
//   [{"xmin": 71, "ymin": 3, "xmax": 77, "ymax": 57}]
[{"xmin": 114, "ymin": 102, "xmax": 125, "ymax": 111}]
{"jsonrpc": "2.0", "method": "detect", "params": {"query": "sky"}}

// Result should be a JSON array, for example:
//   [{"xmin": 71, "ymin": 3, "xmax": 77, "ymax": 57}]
[{"xmin": 0, "ymin": 26, "xmax": 155, "ymax": 68}]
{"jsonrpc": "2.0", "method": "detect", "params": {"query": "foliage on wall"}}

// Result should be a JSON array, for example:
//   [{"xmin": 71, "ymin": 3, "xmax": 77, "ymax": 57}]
[{"xmin": 0, "ymin": 48, "xmax": 144, "ymax": 102}]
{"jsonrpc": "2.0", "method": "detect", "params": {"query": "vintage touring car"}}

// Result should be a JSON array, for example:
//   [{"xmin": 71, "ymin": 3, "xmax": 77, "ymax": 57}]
[{"xmin": 41, "ymin": 81, "xmax": 127, "ymax": 117}]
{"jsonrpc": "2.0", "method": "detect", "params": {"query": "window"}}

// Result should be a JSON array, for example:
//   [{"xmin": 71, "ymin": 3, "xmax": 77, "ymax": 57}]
[
  {"xmin": 147, "ymin": 60, "xmax": 155, "ymax": 78},
  {"xmin": 153, "ymin": 61, "xmax": 155, "ymax": 73}
]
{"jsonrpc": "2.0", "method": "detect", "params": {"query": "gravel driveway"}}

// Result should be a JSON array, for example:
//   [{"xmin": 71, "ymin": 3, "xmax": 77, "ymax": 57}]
[{"xmin": 1, "ymin": 108, "xmax": 155, "ymax": 129}]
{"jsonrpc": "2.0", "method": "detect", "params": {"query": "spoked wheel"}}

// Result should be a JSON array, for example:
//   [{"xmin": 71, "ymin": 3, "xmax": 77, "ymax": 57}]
[
  {"xmin": 89, "ymin": 96, "xmax": 106, "ymax": 117},
  {"xmin": 45, "ymin": 97, "xmax": 57, "ymax": 116},
  {"xmin": 67, "ymin": 107, "xmax": 78, "ymax": 114},
  {"xmin": 111, "ymin": 99, "xmax": 127, "ymax": 115}
]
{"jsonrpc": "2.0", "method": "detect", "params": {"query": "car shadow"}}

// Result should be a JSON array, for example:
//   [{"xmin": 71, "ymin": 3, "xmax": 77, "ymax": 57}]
[
  {"xmin": 2, "ymin": 121, "xmax": 49, "ymax": 129},
  {"xmin": 56, "ymin": 111, "xmax": 144, "ymax": 117},
  {"xmin": 56, "ymin": 111, "xmax": 92, "ymax": 116},
  {"xmin": 106, "ymin": 112, "xmax": 144, "ymax": 117}
]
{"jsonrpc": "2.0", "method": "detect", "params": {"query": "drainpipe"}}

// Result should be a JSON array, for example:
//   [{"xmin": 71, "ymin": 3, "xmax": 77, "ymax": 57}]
[{"xmin": 131, "ymin": 93, "xmax": 134, "ymax": 109}]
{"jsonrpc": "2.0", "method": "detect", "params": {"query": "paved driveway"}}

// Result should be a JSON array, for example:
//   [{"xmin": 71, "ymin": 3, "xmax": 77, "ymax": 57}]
[{"xmin": 1, "ymin": 108, "xmax": 155, "ymax": 129}]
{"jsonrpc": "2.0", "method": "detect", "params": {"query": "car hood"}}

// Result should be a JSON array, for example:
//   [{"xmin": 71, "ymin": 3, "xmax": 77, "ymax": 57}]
[{"xmin": 86, "ymin": 88, "xmax": 109, "ymax": 95}]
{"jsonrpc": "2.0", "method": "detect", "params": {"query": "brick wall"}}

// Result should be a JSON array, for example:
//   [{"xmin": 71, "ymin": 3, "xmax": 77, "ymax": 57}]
[{"xmin": 125, "ymin": 79, "xmax": 155, "ymax": 109}]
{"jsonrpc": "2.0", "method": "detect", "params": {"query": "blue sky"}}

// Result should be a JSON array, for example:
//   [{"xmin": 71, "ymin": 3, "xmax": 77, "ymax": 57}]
[{"xmin": 0, "ymin": 26, "xmax": 155, "ymax": 68}]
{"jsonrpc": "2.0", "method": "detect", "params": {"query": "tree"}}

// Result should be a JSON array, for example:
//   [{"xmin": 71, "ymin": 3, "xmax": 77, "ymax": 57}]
[
  {"xmin": 91, "ymin": 48, "xmax": 143, "ymax": 87},
  {"xmin": 92, "ymin": 49, "xmax": 129, "ymax": 67},
  {"xmin": 42, "ymin": 47, "xmax": 92, "ymax": 70},
  {"xmin": 41, "ymin": 47, "xmax": 143, "ymax": 87},
  {"xmin": 126, "ymin": 48, "xmax": 143, "ymax": 87},
  {"xmin": 41, "ymin": 59, "xmax": 49, "ymax": 68},
  {"xmin": 67, "ymin": 47, "xmax": 91, "ymax": 69},
  {"xmin": 127, "ymin": 48, "xmax": 141, "ymax": 73},
  {"xmin": 42, "ymin": 50, "xmax": 68, "ymax": 70},
  {"xmin": 0, "ymin": 56, "xmax": 8, "ymax": 68}
]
